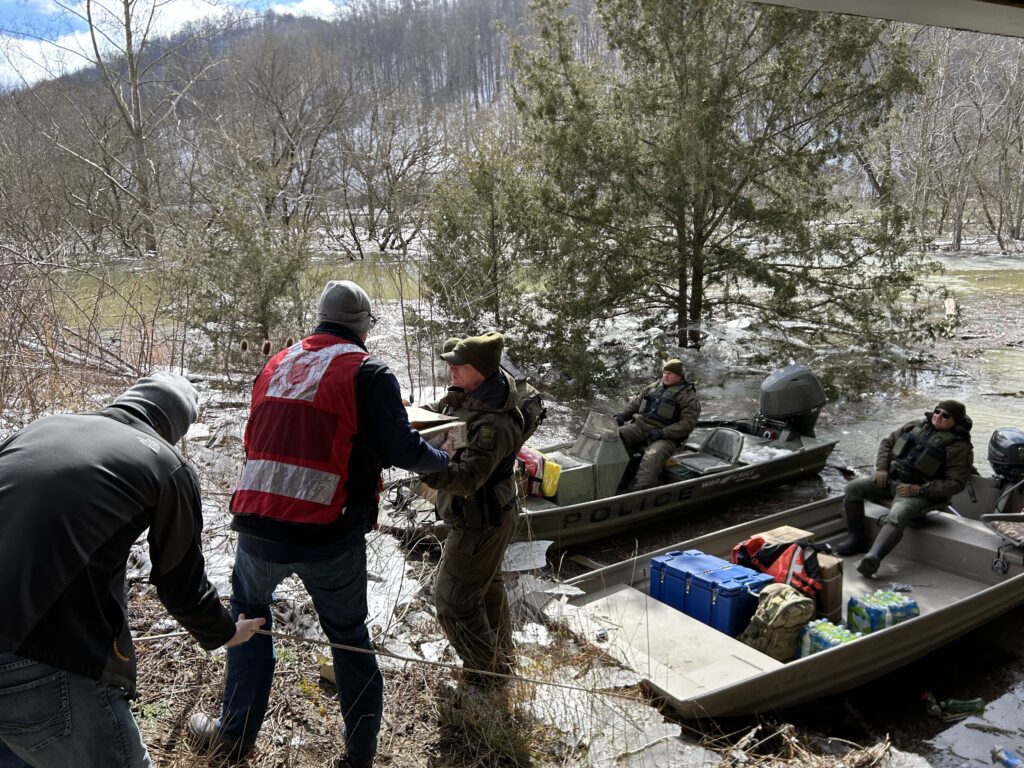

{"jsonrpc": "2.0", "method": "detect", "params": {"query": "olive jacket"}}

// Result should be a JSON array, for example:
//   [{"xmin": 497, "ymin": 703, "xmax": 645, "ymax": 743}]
[
  {"xmin": 421, "ymin": 369, "xmax": 524, "ymax": 525},
  {"xmin": 617, "ymin": 380, "xmax": 701, "ymax": 443},
  {"xmin": 877, "ymin": 414, "xmax": 974, "ymax": 500}
]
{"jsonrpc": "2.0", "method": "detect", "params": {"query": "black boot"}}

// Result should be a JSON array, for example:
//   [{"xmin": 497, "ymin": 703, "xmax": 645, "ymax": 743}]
[
  {"xmin": 857, "ymin": 523, "xmax": 904, "ymax": 578},
  {"xmin": 186, "ymin": 713, "xmax": 254, "ymax": 762},
  {"xmin": 835, "ymin": 500, "xmax": 868, "ymax": 556}
]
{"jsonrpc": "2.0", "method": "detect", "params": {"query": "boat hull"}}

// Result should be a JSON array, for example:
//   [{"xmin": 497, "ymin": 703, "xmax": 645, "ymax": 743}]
[
  {"xmin": 520, "ymin": 437, "xmax": 836, "ymax": 547},
  {"xmin": 562, "ymin": 485, "xmax": 1024, "ymax": 718},
  {"xmin": 379, "ymin": 431, "xmax": 837, "ymax": 549}
]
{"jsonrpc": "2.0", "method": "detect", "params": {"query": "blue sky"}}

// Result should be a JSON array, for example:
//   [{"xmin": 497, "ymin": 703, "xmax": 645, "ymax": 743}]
[{"xmin": 0, "ymin": 0, "xmax": 340, "ymax": 86}]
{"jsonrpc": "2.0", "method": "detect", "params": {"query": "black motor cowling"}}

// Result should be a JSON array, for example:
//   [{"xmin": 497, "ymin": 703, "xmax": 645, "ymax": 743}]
[
  {"xmin": 988, "ymin": 428, "xmax": 1024, "ymax": 480},
  {"xmin": 758, "ymin": 364, "xmax": 827, "ymax": 438}
]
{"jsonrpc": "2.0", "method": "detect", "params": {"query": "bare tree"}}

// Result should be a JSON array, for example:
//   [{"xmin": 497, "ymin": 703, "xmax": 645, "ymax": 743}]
[{"xmin": 326, "ymin": 95, "xmax": 450, "ymax": 259}]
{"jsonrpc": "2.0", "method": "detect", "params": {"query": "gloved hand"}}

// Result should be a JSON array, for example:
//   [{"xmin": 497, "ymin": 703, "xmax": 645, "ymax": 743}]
[
  {"xmin": 895, "ymin": 483, "xmax": 919, "ymax": 497},
  {"xmin": 873, "ymin": 470, "xmax": 889, "ymax": 487},
  {"xmin": 614, "ymin": 414, "xmax": 626, "ymax": 427},
  {"xmin": 646, "ymin": 429, "xmax": 664, "ymax": 444}
]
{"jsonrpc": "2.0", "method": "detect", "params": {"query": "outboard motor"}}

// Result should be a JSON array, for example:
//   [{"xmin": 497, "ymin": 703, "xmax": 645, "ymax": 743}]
[
  {"xmin": 988, "ymin": 428, "xmax": 1024, "ymax": 481},
  {"xmin": 755, "ymin": 364, "xmax": 827, "ymax": 439}
]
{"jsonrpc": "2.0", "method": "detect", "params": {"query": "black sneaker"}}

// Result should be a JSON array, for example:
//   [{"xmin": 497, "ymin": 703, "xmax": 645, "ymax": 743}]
[{"xmin": 186, "ymin": 712, "xmax": 254, "ymax": 762}]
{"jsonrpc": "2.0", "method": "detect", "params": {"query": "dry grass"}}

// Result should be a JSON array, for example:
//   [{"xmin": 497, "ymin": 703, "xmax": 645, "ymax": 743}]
[
  {"xmin": 128, "ymin": 580, "xmax": 596, "ymax": 767},
  {"xmin": 126, "ymin": 541, "xmax": 897, "ymax": 768},
  {"xmin": 699, "ymin": 722, "xmax": 892, "ymax": 767}
]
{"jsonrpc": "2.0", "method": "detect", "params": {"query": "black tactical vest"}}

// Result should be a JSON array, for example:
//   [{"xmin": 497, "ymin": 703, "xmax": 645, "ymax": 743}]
[
  {"xmin": 891, "ymin": 422, "xmax": 956, "ymax": 482},
  {"xmin": 641, "ymin": 382, "xmax": 691, "ymax": 425}
]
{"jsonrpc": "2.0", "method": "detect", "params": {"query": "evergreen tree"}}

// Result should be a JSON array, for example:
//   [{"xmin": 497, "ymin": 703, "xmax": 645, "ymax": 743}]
[
  {"xmin": 422, "ymin": 131, "xmax": 538, "ymax": 332},
  {"xmin": 512, "ymin": 0, "xmax": 945, "ymax": 381}
]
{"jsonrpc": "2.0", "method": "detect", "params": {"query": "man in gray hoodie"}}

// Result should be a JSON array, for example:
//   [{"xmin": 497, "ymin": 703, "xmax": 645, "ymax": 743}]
[{"xmin": 0, "ymin": 372, "xmax": 263, "ymax": 768}]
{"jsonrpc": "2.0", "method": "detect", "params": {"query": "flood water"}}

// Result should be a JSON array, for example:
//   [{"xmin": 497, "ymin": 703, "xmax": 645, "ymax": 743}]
[
  {"xmin": 536, "ymin": 254, "xmax": 1024, "ymax": 765},
  {"xmin": 365, "ymin": 252, "xmax": 1024, "ymax": 763}
]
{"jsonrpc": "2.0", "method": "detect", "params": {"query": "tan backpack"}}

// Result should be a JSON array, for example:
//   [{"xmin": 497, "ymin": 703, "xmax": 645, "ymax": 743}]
[{"xmin": 737, "ymin": 582, "xmax": 815, "ymax": 661}]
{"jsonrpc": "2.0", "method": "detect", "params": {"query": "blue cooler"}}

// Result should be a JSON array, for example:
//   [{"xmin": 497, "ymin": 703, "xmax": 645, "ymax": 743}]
[{"xmin": 650, "ymin": 549, "xmax": 775, "ymax": 636}]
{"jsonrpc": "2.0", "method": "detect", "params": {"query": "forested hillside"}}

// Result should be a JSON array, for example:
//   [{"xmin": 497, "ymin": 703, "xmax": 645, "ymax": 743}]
[{"xmin": 2, "ymin": 0, "xmax": 1024, "ymax": 414}]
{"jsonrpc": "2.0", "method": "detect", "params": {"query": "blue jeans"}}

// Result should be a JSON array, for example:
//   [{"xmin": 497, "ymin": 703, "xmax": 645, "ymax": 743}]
[
  {"xmin": 0, "ymin": 653, "xmax": 151, "ymax": 768},
  {"xmin": 217, "ymin": 545, "xmax": 382, "ymax": 762}
]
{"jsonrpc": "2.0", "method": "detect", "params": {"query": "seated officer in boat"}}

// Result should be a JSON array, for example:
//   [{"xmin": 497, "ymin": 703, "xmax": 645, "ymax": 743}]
[
  {"xmin": 614, "ymin": 359, "xmax": 701, "ymax": 490},
  {"xmin": 836, "ymin": 400, "xmax": 974, "ymax": 578}
]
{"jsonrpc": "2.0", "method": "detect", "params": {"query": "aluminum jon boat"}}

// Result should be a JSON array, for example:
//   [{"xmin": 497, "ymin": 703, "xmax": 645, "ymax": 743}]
[
  {"xmin": 380, "ymin": 365, "xmax": 837, "ymax": 548},
  {"xmin": 549, "ymin": 469, "xmax": 1024, "ymax": 719}
]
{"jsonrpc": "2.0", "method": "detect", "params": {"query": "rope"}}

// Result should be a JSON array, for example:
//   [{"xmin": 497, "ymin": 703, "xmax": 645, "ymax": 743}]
[{"xmin": 134, "ymin": 627, "xmax": 644, "ymax": 703}]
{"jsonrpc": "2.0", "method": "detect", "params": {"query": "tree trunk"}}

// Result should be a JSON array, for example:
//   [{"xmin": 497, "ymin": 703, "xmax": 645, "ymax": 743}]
[
  {"xmin": 675, "ymin": 214, "xmax": 689, "ymax": 348},
  {"xmin": 688, "ymin": 244, "xmax": 704, "ymax": 349}
]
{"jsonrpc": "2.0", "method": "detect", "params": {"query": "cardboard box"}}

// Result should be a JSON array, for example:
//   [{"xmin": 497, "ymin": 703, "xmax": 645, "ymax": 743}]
[
  {"xmin": 759, "ymin": 525, "xmax": 815, "ymax": 545},
  {"xmin": 417, "ymin": 421, "xmax": 467, "ymax": 449},
  {"xmin": 406, "ymin": 405, "xmax": 468, "ymax": 449},
  {"xmin": 815, "ymin": 553, "xmax": 844, "ymax": 623},
  {"xmin": 405, "ymin": 404, "xmax": 455, "ymax": 427}
]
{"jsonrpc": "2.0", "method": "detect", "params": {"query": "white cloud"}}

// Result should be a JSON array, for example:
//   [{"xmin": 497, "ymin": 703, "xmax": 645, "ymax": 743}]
[
  {"xmin": 0, "ymin": 28, "xmax": 94, "ymax": 87},
  {"xmin": 25, "ymin": 0, "xmax": 66, "ymax": 16},
  {"xmin": 270, "ymin": 0, "xmax": 337, "ymax": 19},
  {"xmin": 0, "ymin": 0, "xmax": 336, "ymax": 87}
]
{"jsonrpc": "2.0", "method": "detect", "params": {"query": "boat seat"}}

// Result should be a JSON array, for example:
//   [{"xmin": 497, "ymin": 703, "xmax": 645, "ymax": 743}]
[
  {"xmin": 673, "ymin": 427, "xmax": 744, "ymax": 476},
  {"xmin": 980, "ymin": 513, "xmax": 1024, "ymax": 548}
]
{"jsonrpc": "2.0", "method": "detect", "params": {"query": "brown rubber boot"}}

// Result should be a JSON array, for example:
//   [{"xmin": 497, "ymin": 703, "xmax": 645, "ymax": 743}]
[{"xmin": 835, "ymin": 500, "xmax": 869, "ymax": 556}]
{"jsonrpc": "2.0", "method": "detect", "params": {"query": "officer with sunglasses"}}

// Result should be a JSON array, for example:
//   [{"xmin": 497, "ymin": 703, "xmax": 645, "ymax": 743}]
[{"xmin": 835, "ymin": 400, "xmax": 974, "ymax": 577}]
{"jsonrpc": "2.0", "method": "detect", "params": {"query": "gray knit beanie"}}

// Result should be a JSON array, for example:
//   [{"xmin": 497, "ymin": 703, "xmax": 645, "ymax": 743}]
[
  {"xmin": 113, "ymin": 371, "xmax": 199, "ymax": 444},
  {"xmin": 316, "ymin": 280, "xmax": 374, "ymax": 337}
]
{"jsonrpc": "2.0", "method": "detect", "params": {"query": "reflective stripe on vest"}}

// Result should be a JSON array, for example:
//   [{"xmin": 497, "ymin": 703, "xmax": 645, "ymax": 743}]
[{"xmin": 236, "ymin": 459, "xmax": 339, "ymax": 505}]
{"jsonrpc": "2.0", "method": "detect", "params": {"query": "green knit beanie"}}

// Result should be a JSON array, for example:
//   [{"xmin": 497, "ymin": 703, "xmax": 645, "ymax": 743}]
[
  {"xmin": 441, "ymin": 332, "xmax": 504, "ymax": 377},
  {"xmin": 663, "ymin": 359, "xmax": 684, "ymax": 377}
]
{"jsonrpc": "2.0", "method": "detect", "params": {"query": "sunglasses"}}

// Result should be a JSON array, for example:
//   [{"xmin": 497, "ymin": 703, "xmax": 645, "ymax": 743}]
[
  {"xmin": 933, "ymin": 409, "xmax": 952, "ymax": 419},
  {"xmin": 367, "ymin": 312, "xmax": 378, "ymax": 330}
]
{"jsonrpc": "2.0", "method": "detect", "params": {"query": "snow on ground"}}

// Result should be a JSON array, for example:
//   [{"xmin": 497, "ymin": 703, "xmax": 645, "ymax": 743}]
[{"xmin": 740, "ymin": 443, "xmax": 798, "ymax": 464}]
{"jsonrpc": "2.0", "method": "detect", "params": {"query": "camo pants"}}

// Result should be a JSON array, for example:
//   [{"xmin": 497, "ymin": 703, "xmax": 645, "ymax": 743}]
[
  {"xmin": 619, "ymin": 421, "xmax": 677, "ymax": 489},
  {"xmin": 844, "ymin": 477, "xmax": 940, "ymax": 528}
]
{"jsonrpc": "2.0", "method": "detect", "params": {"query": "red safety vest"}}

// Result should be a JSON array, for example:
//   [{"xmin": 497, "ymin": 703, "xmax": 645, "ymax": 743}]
[{"xmin": 231, "ymin": 334, "xmax": 368, "ymax": 525}]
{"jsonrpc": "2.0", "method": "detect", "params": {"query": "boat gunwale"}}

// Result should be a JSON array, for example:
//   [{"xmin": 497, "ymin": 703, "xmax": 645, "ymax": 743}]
[
  {"xmin": 564, "ymin": 494, "xmax": 842, "ymax": 588},
  {"xmin": 562, "ymin": 490, "xmax": 1024, "ymax": 717},
  {"xmin": 680, "ymin": 568, "xmax": 1024, "ymax": 717},
  {"xmin": 519, "ymin": 436, "xmax": 838, "ymax": 520}
]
